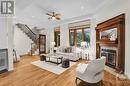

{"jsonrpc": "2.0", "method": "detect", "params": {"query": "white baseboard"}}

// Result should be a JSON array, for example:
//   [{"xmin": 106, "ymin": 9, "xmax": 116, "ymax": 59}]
[
  {"xmin": 128, "ymin": 75, "xmax": 130, "ymax": 80},
  {"xmin": 125, "ymin": 73, "xmax": 130, "ymax": 80}
]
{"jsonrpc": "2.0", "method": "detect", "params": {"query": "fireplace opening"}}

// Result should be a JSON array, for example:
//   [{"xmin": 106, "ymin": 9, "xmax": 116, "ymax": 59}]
[
  {"xmin": 100, "ymin": 47, "xmax": 117, "ymax": 68},
  {"xmin": 0, "ymin": 49, "xmax": 8, "ymax": 73}
]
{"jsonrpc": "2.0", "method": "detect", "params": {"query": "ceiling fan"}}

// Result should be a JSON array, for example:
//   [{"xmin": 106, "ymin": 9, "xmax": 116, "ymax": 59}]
[{"xmin": 46, "ymin": 12, "xmax": 61, "ymax": 20}]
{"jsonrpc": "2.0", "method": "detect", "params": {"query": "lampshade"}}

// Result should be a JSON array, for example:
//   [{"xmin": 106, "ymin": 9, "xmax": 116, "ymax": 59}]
[
  {"xmin": 51, "ymin": 42, "xmax": 55, "ymax": 46},
  {"xmin": 81, "ymin": 41, "xmax": 87, "ymax": 47}
]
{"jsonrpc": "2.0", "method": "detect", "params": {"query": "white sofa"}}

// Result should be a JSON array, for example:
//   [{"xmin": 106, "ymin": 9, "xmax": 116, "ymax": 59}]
[{"xmin": 54, "ymin": 46, "xmax": 82, "ymax": 61}]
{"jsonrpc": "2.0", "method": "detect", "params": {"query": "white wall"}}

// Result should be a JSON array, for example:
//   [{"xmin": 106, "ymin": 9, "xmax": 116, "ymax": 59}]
[
  {"xmin": 7, "ymin": 18, "xmax": 14, "ymax": 71},
  {"xmin": 50, "ymin": 27, "xmax": 54, "ymax": 44},
  {"xmin": 0, "ymin": 17, "xmax": 14, "ymax": 71},
  {"xmin": 126, "ymin": 0, "xmax": 130, "ymax": 79},
  {"xmin": 0, "ymin": 18, "xmax": 8, "ymax": 49},
  {"xmin": 90, "ymin": 19, "xmax": 96, "ymax": 60},
  {"xmin": 14, "ymin": 26, "xmax": 33, "ymax": 55},
  {"xmin": 93, "ymin": 0, "xmax": 130, "ymax": 79},
  {"xmin": 60, "ymin": 24, "xmax": 69, "ymax": 47}
]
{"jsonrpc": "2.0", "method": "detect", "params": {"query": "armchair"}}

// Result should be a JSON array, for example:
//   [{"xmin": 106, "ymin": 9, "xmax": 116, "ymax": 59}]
[{"xmin": 76, "ymin": 56, "xmax": 106, "ymax": 84}]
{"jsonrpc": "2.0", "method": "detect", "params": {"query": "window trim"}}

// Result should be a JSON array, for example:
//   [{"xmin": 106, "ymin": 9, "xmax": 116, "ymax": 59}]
[{"xmin": 69, "ymin": 28, "xmax": 90, "ymax": 47}]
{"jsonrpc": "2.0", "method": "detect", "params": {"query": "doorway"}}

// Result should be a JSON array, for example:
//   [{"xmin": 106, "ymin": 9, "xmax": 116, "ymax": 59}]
[{"xmin": 54, "ymin": 27, "xmax": 60, "ymax": 47}]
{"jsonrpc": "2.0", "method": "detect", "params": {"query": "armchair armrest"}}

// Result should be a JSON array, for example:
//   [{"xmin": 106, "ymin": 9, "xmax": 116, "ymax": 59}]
[{"xmin": 76, "ymin": 63, "xmax": 88, "ymax": 74}]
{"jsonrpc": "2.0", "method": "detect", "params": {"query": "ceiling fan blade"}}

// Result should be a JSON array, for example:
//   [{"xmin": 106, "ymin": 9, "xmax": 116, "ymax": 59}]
[
  {"xmin": 46, "ymin": 11, "xmax": 61, "ymax": 20},
  {"xmin": 46, "ymin": 13, "xmax": 53, "ymax": 16},
  {"xmin": 55, "ymin": 13, "xmax": 61, "ymax": 16},
  {"xmin": 55, "ymin": 17, "xmax": 61, "ymax": 20}
]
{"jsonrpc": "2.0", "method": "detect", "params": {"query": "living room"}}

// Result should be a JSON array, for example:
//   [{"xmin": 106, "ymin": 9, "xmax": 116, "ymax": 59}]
[{"xmin": 0, "ymin": 0, "xmax": 130, "ymax": 86}]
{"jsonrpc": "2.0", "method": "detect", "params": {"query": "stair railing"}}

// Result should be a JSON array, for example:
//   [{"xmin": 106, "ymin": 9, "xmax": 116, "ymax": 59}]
[{"xmin": 16, "ymin": 23, "xmax": 39, "ymax": 55}]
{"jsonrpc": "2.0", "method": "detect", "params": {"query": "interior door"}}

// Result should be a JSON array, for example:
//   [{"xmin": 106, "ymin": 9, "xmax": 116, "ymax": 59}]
[{"xmin": 39, "ymin": 34, "xmax": 46, "ymax": 54}]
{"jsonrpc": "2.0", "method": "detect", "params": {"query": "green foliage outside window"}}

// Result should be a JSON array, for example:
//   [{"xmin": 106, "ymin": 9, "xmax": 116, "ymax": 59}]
[
  {"xmin": 76, "ymin": 31, "xmax": 82, "ymax": 47},
  {"xmin": 70, "ymin": 28, "xmax": 90, "ymax": 47}
]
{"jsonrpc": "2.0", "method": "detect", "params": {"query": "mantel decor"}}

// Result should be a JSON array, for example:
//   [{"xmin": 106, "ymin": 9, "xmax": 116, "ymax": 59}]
[{"xmin": 95, "ymin": 14, "xmax": 125, "ymax": 74}]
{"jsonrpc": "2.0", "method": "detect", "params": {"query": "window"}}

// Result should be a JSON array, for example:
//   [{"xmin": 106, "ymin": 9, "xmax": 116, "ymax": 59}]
[
  {"xmin": 76, "ymin": 29, "xmax": 82, "ymax": 47},
  {"xmin": 69, "ymin": 28, "xmax": 90, "ymax": 47},
  {"xmin": 70, "ymin": 30, "xmax": 74, "ymax": 46},
  {"xmin": 84, "ymin": 28, "xmax": 90, "ymax": 48}
]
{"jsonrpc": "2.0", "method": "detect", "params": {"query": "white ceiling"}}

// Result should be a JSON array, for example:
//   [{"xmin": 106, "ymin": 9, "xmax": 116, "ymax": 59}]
[{"xmin": 14, "ymin": 0, "xmax": 112, "ymax": 29}]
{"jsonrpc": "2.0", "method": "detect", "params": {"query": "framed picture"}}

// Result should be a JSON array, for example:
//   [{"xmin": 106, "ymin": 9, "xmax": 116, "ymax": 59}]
[{"xmin": 100, "ymin": 28, "xmax": 117, "ymax": 41}]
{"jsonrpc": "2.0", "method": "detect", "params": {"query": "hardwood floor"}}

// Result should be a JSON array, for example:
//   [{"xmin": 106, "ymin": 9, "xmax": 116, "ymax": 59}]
[{"xmin": 0, "ymin": 55, "xmax": 130, "ymax": 86}]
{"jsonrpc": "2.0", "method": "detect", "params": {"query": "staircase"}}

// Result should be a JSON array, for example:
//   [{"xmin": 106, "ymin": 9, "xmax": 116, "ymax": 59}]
[
  {"xmin": 31, "ymin": 39, "xmax": 39, "ymax": 55},
  {"xmin": 16, "ymin": 23, "xmax": 39, "ymax": 55}
]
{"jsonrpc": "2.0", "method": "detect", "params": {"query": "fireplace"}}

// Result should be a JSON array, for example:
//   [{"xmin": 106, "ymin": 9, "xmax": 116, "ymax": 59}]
[
  {"xmin": 0, "ymin": 49, "xmax": 8, "ymax": 73},
  {"xmin": 96, "ymin": 14, "xmax": 125, "ymax": 73},
  {"xmin": 100, "ymin": 47, "xmax": 117, "ymax": 68}
]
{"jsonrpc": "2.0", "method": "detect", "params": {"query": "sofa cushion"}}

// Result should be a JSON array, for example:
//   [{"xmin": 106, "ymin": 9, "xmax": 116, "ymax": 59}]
[{"xmin": 65, "ymin": 47, "xmax": 72, "ymax": 53}]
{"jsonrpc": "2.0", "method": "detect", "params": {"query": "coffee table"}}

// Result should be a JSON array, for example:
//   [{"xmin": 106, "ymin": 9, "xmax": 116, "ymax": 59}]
[{"xmin": 45, "ymin": 54, "xmax": 63, "ymax": 65}]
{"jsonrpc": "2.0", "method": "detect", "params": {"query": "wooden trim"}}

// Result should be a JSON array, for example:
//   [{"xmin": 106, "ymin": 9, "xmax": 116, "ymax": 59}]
[
  {"xmin": 95, "ymin": 14, "xmax": 125, "ymax": 73},
  {"xmin": 96, "ymin": 14, "xmax": 125, "ymax": 30},
  {"xmin": 74, "ymin": 30, "xmax": 76, "ymax": 47},
  {"xmin": 82, "ymin": 29, "xmax": 84, "ymax": 41},
  {"xmin": 39, "ymin": 34, "xmax": 46, "ymax": 54},
  {"xmin": 69, "ymin": 27, "xmax": 90, "ymax": 30},
  {"xmin": 54, "ymin": 30, "xmax": 60, "ymax": 47},
  {"xmin": 69, "ymin": 29, "xmax": 70, "ymax": 46},
  {"xmin": 69, "ymin": 25, "xmax": 90, "ymax": 29},
  {"xmin": 54, "ymin": 27, "xmax": 60, "ymax": 47}
]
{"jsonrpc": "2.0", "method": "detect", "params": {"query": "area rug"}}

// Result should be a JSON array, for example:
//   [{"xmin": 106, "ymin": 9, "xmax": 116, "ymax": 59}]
[{"xmin": 31, "ymin": 60, "xmax": 76, "ymax": 75}]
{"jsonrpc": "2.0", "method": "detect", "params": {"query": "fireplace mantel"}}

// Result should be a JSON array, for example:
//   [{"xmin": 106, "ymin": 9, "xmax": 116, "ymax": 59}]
[{"xmin": 95, "ymin": 14, "xmax": 125, "ymax": 74}]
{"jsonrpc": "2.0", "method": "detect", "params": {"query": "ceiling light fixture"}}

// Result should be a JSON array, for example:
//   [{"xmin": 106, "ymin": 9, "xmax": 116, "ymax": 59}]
[{"xmin": 52, "ymin": 16, "xmax": 56, "ymax": 20}]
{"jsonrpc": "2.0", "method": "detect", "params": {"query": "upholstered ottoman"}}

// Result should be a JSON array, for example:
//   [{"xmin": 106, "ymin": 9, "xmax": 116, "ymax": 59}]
[{"xmin": 62, "ymin": 59, "xmax": 70, "ymax": 68}]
